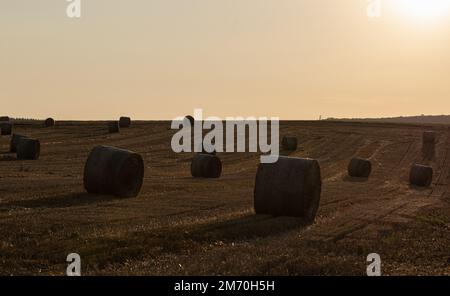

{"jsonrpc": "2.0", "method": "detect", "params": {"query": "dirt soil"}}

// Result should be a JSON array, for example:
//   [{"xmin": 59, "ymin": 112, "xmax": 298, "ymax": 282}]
[{"xmin": 0, "ymin": 120, "xmax": 449, "ymax": 275}]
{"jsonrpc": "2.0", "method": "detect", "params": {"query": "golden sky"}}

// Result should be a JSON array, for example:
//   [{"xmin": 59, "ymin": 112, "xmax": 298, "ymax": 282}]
[{"xmin": 1, "ymin": 0, "xmax": 450, "ymax": 120}]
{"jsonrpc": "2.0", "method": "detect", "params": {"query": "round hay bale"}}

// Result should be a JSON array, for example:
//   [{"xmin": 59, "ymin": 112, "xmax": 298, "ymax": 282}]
[
  {"xmin": 254, "ymin": 156, "xmax": 322, "ymax": 222},
  {"xmin": 0, "ymin": 116, "xmax": 9, "ymax": 122},
  {"xmin": 119, "ymin": 117, "xmax": 131, "ymax": 128},
  {"xmin": 409, "ymin": 164, "xmax": 433, "ymax": 187},
  {"xmin": 281, "ymin": 136, "xmax": 298, "ymax": 151},
  {"xmin": 10, "ymin": 134, "xmax": 28, "ymax": 153},
  {"xmin": 347, "ymin": 157, "xmax": 372, "ymax": 178},
  {"xmin": 44, "ymin": 118, "xmax": 55, "ymax": 127},
  {"xmin": 108, "ymin": 121, "xmax": 120, "ymax": 133},
  {"xmin": 83, "ymin": 146, "xmax": 144, "ymax": 197},
  {"xmin": 1, "ymin": 122, "xmax": 12, "ymax": 135},
  {"xmin": 423, "ymin": 131, "xmax": 436, "ymax": 144},
  {"xmin": 17, "ymin": 138, "xmax": 40, "ymax": 160},
  {"xmin": 191, "ymin": 154, "xmax": 222, "ymax": 178}
]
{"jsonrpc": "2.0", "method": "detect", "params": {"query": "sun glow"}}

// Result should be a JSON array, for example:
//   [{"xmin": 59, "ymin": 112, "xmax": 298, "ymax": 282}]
[{"xmin": 391, "ymin": 0, "xmax": 450, "ymax": 22}]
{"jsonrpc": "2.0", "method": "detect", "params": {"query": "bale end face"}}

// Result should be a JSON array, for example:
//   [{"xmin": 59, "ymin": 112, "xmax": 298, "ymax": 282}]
[
  {"xmin": 254, "ymin": 156, "xmax": 322, "ymax": 222},
  {"xmin": 281, "ymin": 137, "xmax": 298, "ymax": 151},
  {"xmin": 17, "ymin": 138, "xmax": 40, "ymax": 160},
  {"xmin": 119, "ymin": 117, "xmax": 131, "ymax": 128},
  {"xmin": 409, "ymin": 164, "xmax": 433, "ymax": 187},
  {"xmin": 45, "ymin": 118, "xmax": 55, "ymax": 127},
  {"xmin": 191, "ymin": 154, "xmax": 222, "ymax": 178},
  {"xmin": 1, "ymin": 122, "xmax": 13, "ymax": 135},
  {"xmin": 83, "ymin": 146, "xmax": 144, "ymax": 197},
  {"xmin": 108, "ymin": 121, "xmax": 120, "ymax": 133},
  {"xmin": 347, "ymin": 158, "xmax": 372, "ymax": 178}
]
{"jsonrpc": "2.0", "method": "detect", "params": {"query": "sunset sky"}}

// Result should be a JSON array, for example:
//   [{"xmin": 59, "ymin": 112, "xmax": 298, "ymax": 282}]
[{"xmin": 1, "ymin": 0, "xmax": 450, "ymax": 120}]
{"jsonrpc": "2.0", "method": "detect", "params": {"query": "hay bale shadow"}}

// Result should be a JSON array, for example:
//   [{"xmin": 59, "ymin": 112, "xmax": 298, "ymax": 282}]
[
  {"xmin": 409, "ymin": 184, "xmax": 432, "ymax": 191},
  {"xmin": 0, "ymin": 154, "xmax": 17, "ymax": 161},
  {"xmin": 2, "ymin": 192, "xmax": 118, "ymax": 209},
  {"xmin": 187, "ymin": 214, "xmax": 309, "ymax": 243},
  {"xmin": 342, "ymin": 175, "xmax": 369, "ymax": 183}
]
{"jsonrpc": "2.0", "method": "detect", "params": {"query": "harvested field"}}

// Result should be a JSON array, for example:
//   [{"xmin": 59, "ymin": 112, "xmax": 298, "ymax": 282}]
[{"xmin": 0, "ymin": 120, "xmax": 449, "ymax": 275}]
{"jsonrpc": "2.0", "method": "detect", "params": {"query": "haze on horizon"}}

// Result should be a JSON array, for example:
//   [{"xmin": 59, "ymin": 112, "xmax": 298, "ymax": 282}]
[{"xmin": 1, "ymin": 0, "xmax": 450, "ymax": 120}]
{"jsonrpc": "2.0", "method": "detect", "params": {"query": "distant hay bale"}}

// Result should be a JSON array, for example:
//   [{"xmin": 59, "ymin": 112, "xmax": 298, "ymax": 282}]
[
  {"xmin": 423, "ymin": 131, "xmax": 436, "ymax": 144},
  {"xmin": 108, "ymin": 121, "xmax": 120, "ymax": 133},
  {"xmin": 409, "ymin": 164, "xmax": 433, "ymax": 187},
  {"xmin": 0, "ymin": 122, "xmax": 12, "ymax": 135},
  {"xmin": 119, "ymin": 117, "xmax": 131, "ymax": 128},
  {"xmin": 191, "ymin": 154, "xmax": 222, "ymax": 178},
  {"xmin": 17, "ymin": 138, "xmax": 40, "ymax": 160},
  {"xmin": 281, "ymin": 136, "xmax": 298, "ymax": 151},
  {"xmin": 254, "ymin": 156, "xmax": 322, "ymax": 222},
  {"xmin": 83, "ymin": 146, "xmax": 144, "ymax": 197},
  {"xmin": 347, "ymin": 157, "xmax": 372, "ymax": 178},
  {"xmin": 0, "ymin": 116, "xmax": 9, "ymax": 122},
  {"xmin": 10, "ymin": 134, "xmax": 28, "ymax": 153},
  {"xmin": 44, "ymin": 118, "xmax": 55, "ymax": 127}
]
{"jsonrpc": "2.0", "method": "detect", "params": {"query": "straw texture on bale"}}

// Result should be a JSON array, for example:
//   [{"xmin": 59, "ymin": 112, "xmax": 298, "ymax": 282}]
[
  {"xmin": 17, "ymin": 138, "xmax": 40, "ymax": 160},
  {"xmin": 254, "ymin": 156, "xmax": 322, "ymax": 222},
  {"xmin": 1, "ymin": 122, "xmax": 12, "ymax": 135},
  {"xmin": 423, "ymin": 131, "xmax": 436, "ymax": 144},
  {"xmin": 347, "ymin": 158, "xmax": 372, "ymax": 178},
  {"xmin": 119, "ymin": 117, "xmax": 131, "ymax": 128},
  {"xmin": 409, "ymin": 164, "xmax": 433, "ymax": 187},
  {"xmin": 84, "ymin": 146, "xmax": 144, "ymax": 197},
  {"xmin": 281, "ymin": 136, "xmax": 298, "ymax": 151},
  {"xmin": 45, "ymin": 118, "xmax": 55, "ymax": 127},
  {"xmin": 10, "ymin": 134, "xmax": 28, "ymax": 153},
  {"xmin": 108, "ymin": 121, "xmax": 120, "ymax": 133},
  {"xmin": 191, "ymin": 154, "xmax": 222, "ymax": 178},
  {"xmin": 0, "ymin": 116, "xmax": 9, "ymax": 122}
]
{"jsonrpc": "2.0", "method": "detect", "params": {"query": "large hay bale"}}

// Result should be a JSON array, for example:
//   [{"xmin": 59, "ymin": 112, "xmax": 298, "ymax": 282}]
[
  {"xmin": 17, "ymin": 138, "xmax": 40, "ymax": 160},
  {"xmin": 281, "ymin": 136, "xmax": 298, "ymax": 151},
  {"xmin": 119, "ymin": 116, "xmax": 131, "ymax": 128},
  {"xmin": 191, "ymin": 154, "xmax": 222, "ymax": 178},
  {"xmin": 0, "ymin": 116, "xmax": 9, "ymax": 122},
  {"xmin": 1, "ymin": 122, "xmax": 12, "ymax": 135},
  {"xmin": 423, "ymin": 131, "xmax": 436, "ymax": 144},
  {"xmin": 347, "ymin": 157, "xmax": 372, "ymax": 178},
  {"xmin": 10, "ymin": 134, "xmax": 28, "ymax": 153},
  {"xmin": 254, "ymin": 156, "xmax": 322, "ymax": 222},
  {"xmin": 83, "ymin": 146, "xmax": 144, "ymax": 197},
  {"xmin": 44, "ymin": 118, "xmax": 55, "ymax": 127},
  {"xmin": 409, "ymin": 164, "xmax": 433, "ymax": 187},
  {"xmin": 108, "ymin": 121, "xmax": 120, "ymax": 133}
]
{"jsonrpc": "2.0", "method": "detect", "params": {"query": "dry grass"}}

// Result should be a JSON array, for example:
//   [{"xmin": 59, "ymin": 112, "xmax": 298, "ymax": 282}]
[{"xmin": 0, "ymin": 120, "xmax": 449, "ymax": 275}]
